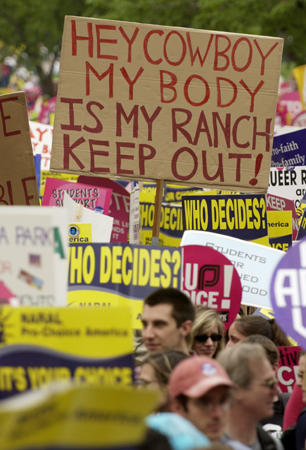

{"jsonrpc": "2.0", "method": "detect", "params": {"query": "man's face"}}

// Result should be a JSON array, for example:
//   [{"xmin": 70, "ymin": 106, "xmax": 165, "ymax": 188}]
[
  {"xmin": 174, "ymin": 386, "xmax": 231, "ymax": 441},
  {"xmin": 296, "ymin": 354, "xmax": 306, "ymax": 403},
  {"xmin": 237, "ymin": 357, "xmax": 278, "ymax": 421},
  {"xmin": 226, "ymin": 323, "xmax": 246, "ymax": 348},
  {"xmin": 141, "ymin": 303, "xmax": 187, "ymax": 353}
]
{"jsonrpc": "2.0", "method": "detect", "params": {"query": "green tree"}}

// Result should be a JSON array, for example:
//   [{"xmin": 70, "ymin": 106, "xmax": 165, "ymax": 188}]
[
  {"xmin": 86, "ymin": 0, "xmax": 199, "ymax": 27},
  {"xmin": 0, "ymin": 0, "xmax": 89, "ymax": 97},
  {"xmin": 193, "ymin": 0, "xmax": 306, "ymax": 67}
]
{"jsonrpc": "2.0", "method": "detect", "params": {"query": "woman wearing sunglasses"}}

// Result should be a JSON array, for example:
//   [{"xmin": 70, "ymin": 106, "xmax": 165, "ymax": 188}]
[{"xmin": 190, "ymin": 307, "xmax": 225, "ymax": 358}]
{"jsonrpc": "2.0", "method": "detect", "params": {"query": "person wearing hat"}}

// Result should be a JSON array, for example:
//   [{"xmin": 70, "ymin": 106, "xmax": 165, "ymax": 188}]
[{"xmin": 168, "ymin": 355, "xmax": 234, "ymax": 442}]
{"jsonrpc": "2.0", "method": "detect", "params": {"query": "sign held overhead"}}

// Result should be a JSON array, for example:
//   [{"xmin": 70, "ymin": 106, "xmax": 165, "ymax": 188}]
[{"xmin": 51, "ymin": 16, "xmax": 283, "ymax": 192}]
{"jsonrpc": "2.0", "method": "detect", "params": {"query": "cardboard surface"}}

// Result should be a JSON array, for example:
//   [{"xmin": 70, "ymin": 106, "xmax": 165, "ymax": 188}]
[
  {"xmin": 0, "ymin": 92, "xmax": 39, "ymax": 205},
  {"xmin": 51, "ymin": 16, "xmax": 283, "ymax": 192}
]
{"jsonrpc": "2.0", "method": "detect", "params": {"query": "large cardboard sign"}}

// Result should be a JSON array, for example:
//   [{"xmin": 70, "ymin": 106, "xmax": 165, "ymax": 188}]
[
  {"xmin": 0, "ymin": 92, "xmax": 39, "ymax": 205},
  {"xmin": 181, "ymin": 230, "xmax": 284, "ymax": 309},
  {"xmin": 68, "ymin": 243, "xmax": 182, "ymax": 328},
  {"xmin": 0, "ymin": 206, "xmax": 68, "ymax": 307},
  {"xmin": 0, "ymin": 383, "xmax": 157, "ymax": 450},
  {"xmin": 270, "ymin": 238, "xmax": 306, "ymax": 348},
  {"xmin": 50, "ymin": 16, "xmax": 283, "ymax": 192},
  {"xmin": 182, "ymin": 245, "xmax": 242, "ymax": 328},
  {"xmin": 0, "ymin": 306, "xmax": 133, "ymax": 400},
  {"xmin": 182, "ymin": 193, "xmax": 268, "ymax": 245}
]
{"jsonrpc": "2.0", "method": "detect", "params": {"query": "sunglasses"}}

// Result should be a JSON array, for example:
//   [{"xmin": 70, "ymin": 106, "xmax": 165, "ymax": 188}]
[{"xmin": 194, "ymin": 333, "xmax": 222, "ymax": 343}]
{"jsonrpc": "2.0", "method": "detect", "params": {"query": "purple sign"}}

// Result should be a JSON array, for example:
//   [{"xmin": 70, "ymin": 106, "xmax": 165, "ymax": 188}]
[
  {"xmin": 270, "ymin": 238, "xmax": 306, "ymax": 349},
  {"xmin": 272, "ymin": 128, "xmax": 306, "ymax": 168}
]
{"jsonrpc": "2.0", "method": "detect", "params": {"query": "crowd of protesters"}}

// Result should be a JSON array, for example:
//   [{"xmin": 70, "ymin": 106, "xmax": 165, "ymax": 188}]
[{"xmin": 136, "ymin": 287, "xmax": 306, "ymax": 450}]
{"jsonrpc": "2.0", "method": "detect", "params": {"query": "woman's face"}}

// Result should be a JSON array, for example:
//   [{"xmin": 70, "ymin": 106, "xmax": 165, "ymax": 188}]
[
  {"xmin": 226, "ymin": 322, "xmax": 246, "ymax": 348},
  {"xmin": 193, "ymin": 324, "xmax": 220, "ymax": 358},
  {"xmin": 137, "ymin": 363, "xmax": 159, "ymax": 388}
]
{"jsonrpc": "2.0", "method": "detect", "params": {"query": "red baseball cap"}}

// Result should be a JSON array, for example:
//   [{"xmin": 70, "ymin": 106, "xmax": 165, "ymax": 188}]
[{"xmin": 169, "ymin": 356, "xmax": 234, "ymax": 399}]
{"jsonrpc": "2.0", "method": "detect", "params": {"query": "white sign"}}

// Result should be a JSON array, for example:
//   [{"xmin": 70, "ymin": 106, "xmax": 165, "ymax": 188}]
[{"xmin": 181, "ymin": 230, "xmax": 284, "ymax": 309}]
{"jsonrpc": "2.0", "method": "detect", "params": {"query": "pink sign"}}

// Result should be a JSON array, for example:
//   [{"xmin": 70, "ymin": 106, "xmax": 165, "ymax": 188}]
[
  {"xmin": 292, "ymin": 110, "xmax": 306, "ymax": 127},
  {"xmin": 42, "ymin": 178, "xmax": 112, "ymax": 214},
  {"xmin": 78, "ymin": 176, "xmax": 130, "ymax": 242},
  {"xmin": 279, "ymin": 91, "xmax": 302, "ymax": 117},
  {"xmin": 0, "ymin": 281, "xmax": 19, "ymax": 306},
  {"xmin": 181, "ymin": 245, "xmax": 242, "ymax": 329},
  {"xmin": 277, "ymin": 346, "xmax": 302, "ymax": 393}
]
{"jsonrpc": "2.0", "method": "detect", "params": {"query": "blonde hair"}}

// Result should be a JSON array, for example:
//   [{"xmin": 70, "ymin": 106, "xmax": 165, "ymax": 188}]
[{"xmin": 190, "ymin": 307, "xmax": 225, "ymax": 357}]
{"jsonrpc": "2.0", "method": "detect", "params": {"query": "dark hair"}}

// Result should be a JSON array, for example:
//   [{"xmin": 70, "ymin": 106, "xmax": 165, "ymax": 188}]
[
  {"xmin": 142, "ymin": 350, "xmax": 189, "ymax": 388},
  {"xmin": 243, "ymin": 334, "xmax": 279, "ymax": 366},
  {"xmin": 144, "ymin": 288, "xmax": 195, "ymax": 326},
  {"xmin": 233, "ymin": 315, "xmax": 291, "ymax": 346}
]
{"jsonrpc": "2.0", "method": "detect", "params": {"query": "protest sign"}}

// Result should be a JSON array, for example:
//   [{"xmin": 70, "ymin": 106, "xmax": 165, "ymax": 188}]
[
  {"xmin": 140, "ymin": 201, "xmax": 184, "ymax": 246},
  {"xmin": 0, "ymin": 382, "xmax": 157, "ymax": 449},
  {"xmin": 0, "ymin": 91, "xmax": 39, "ymax": 205},
  {"xmin": 181, "ymin": 230, "xmax": 284, "ymax": 309},
  {"xmin": 267, "ymin": 210, "xmax": 292, "ymax": 251},
  {"xmin": 64, "ymin": 193, "xmax": 113, "ymax": 242},
  {"xmin": 292, "ymin": 110, "xmax": 306, "ymax": 127},
  {"xmin": 0, "ymin": 305, "xmax": 133, "ymax": 400},
  {"xmin": 182, "ymin": 193, "xmax": 268, "ymax": 245},
  {"xmin": 68, "ymin": 243, "xmax": 181, "ymax": 328},
  {"xmin": 268, "ymin": 166, "xmax": 306, "ymax": 210},
  {"xmin": 129, "ymin": 182, "xmax": 140, "ymax": 244},
  {"xmin": 33, "ymin": 153, "xmax": 41, "ymax": 193},
  {"xmin": 0, "ymin": 206, "xmax": 68, "ymax": 307},
  {"xmin": 277, "ymin": 346, "xmax": 302, "ymax": 393},
  {"xmin": 164, "ymin": 184, "xmax": 206, "ymax": 203},
  {"xmin": 270, "ymin": 238, "xmax": 306, "ymax": 348},
  {"xmin": 39, "ymin": 170, "xmax": 79, "ymax": 198},
  {"xmin": 50, "ymin": 16, "xmax": 283, "ymax": 192},
  {"xmin": 29, "ymin": 120, "xmax": 53, "ymax": 171},
  {"xmin": 266, "ymin": 193, "xmax": 298, "ymax": 240},
  {"xmin": 182, "ymin": 245, "xmax": 242, "ymax": 328},
  {"xmin": 271, "ymin": 128, "xmax": 306, "ymax": 168},
  {"xmin": 278, "ymin": 91, "xmax": 302, "ymax": 121},
  {"xmin": 79, "ymin": 175, "xmax": 130, "ymax": 242},
  {"xmin": 297, "ymin": 208, "xmax": 306, "ymax": 240},
  {"xmin": 42, "ymin": 177, "xmax": 112, "ymax": 213}
]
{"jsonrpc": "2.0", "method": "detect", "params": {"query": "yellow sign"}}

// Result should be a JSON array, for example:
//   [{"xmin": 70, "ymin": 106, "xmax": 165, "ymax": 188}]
[{"xmin": 0, "ymin": 383, "xmax": 158, "ymax": 449}]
